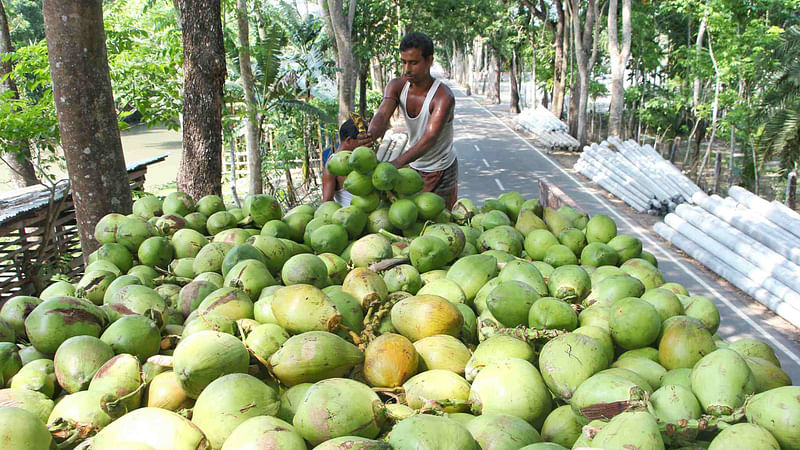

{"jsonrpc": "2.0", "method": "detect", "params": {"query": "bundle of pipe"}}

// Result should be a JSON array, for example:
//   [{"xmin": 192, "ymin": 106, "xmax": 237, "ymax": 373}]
[
  {"xmin": 575, "ymin": 137, "xmax": 701, "ymax": 215},
  {"xmin": 515, "ymin": 105, "xmax": 580, "ymax": 151},
  {"xmin": 654, "ymin": 188, "xmax": 800, "ymax": 328},
  {"xmin": 376, "ymin": 131, "xmax": 409, "ymax": 162}
]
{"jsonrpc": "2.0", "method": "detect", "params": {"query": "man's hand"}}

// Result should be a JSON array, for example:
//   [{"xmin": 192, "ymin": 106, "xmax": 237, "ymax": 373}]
[{"xmin": 354, "ymin": 132, "xmax": 374, "ymax": 148}]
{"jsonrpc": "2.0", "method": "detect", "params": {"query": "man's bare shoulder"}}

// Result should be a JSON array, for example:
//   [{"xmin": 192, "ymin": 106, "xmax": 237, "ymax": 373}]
[
  {"xmin": 432, "ymin": 83, "xmax": 455, "ymax": 109},
  {"xmin": 385, "ymin": 77, "xmax": 408, "ymax": 96}
]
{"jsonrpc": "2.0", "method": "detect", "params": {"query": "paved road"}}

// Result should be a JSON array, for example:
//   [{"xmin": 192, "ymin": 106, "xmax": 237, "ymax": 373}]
[{"xmin": 447, "ymin": 82, "xmax": 800, "ymax": 381}]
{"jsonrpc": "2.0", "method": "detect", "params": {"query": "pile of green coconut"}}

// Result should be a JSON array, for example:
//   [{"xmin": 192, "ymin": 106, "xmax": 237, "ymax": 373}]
[{"xmin": 0, "ymin": 146, "xmax": 797, "ymax": 450}]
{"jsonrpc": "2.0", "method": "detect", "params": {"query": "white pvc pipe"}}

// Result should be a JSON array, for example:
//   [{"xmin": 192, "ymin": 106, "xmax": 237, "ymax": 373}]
[
  {"xmin": 729, "ymin": 186, "xmax": 800, "ymax": 242},
  {"xmin": 664, "ymin": 213, "xmax": 800, "ymax": 304},
  {"xmin": 576, "ymin": 162, "xmax": 648, "ymax": 212},
  {"xmin": 693, "ymin": 192, "xmax": 800, "ymax": 266},
  {"xmin": 579, "ymin": 152, "xmax": 653, "ymax": 203},
  {"xmin": 609, "ymin": 141, "xmax": 674, "ymax": 202},
  {"xmin": 576, "ymin": 158, "xmax": 652, "ymax": 208},
  {"xmin": 586, "ymin": 146, "xmax": 665, "ymax": 201},
  {"xmin": 654, "ymin": 222, "xmax": 800, "ymax": 329},
  {"xmin": 723, "ymin": 196, "xmax": 800, "ymax": 249},
  {"xmin": 675, "ymin": 204, "xmax": 800, "ymax": 294}
]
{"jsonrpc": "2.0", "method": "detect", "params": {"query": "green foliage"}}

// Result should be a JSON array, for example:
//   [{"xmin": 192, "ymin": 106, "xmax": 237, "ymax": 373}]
[
  {"xmin": 756, "ymin": 25, "xmax": 800, "ymax": 172},
  {"xmin": 5, "ymin": 0, "xmax": 45, "ymax": 47},
  {"xmin": 104, "ymin": 0, "xmax": 184, "ymax": 129},
  {"xmin": 0, "ymin": 40, "xmax": 60, "ymax": 181}
]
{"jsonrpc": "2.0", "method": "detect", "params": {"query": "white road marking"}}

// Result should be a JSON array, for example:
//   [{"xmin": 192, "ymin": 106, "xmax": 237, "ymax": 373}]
[
  {"xmin": 459, "ymin": 90, "xmax": 800, "ymax": 368},
  {"xmin": 482, "ymin": 158, "xmax": 490, "ymax": 168},
  {"xmin": 495, "ymin": 179, "xmax": 506, "ymax": 191},
  {"xmin": 474, "ymin": 144, "xmax": 481, "ymax": 152}
]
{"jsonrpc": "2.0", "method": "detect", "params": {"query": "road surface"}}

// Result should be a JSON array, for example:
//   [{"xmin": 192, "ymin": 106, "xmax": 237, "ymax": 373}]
[{"xmin": 447, "ymin": 82, "xmax": 800, "ymax": 381}]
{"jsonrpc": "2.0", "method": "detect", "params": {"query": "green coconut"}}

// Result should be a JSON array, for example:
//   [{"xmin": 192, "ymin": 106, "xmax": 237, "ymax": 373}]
[
  {"xmin": 221, "ymin": 415, "xmax": 306, "ymax": 450},
  {"xmin": 100, "ymin": 314, "xmax": 161, "ymax": 362},
  {"xmin": 539, "ymin": 405, "xmax": 584, "ymax": 449},
  {"xmin": 172, "ymin": 330, "xmax": 250, "ymax": 398},
  {"xmin": 469, "ymin": 357, "xmax": 552, "ymax": 425},
  {"xmin": 497, "ymin": 259, "xmax": 548, "ymax": 297},
  {"xmin": 293, "ymin": 378, "xmax": 386, "ymax": 445},
  {"xmin": 191, "ymin": 373, "xmax": 280, "ymax": 449},
  {"xmin": 745, "ymin": 386, "xmax": 800, "ymax": 449},
  {"xmin": 268, "ymin": 331, "xmax": 364, "ymax": 386},
  {"xmin": 391, "ymin": 295, "xmax": 463, "ymax": 341},
  {"xmin": 244, "ymin": 323, "xmax": 289, "ymax": 366},
  {"xmin": 53, "ymin": 335, "xmax": 114, "ymax": 393},
  {"xmin": 413, "ymin": 334, "xmax": 471, "ymax": 374},
  {"xmin": 271, "ymin": 284, "xmax": 341, "ymax": 334},
  {"xmin": 590, "ymin": 410, "xmax": 664, "ymax": 449},
  {"xmin": 0, "ymin": 406, "xmax": 54, "ymax": 450},
  {"xmin": 569, "ymin": 373, "xmax": 646, "ymax": 420},
  {"xmin": 658, "ymin": 315, "xmax": 716, "ymax": 370},
  {"xmin": 9, "ymin": 358, "xmax": 56, "ymax": 398},
  {"xmin": 91, "ymin": 407, "xmax": 210, "ymax": 450},
  {"xmin": 88, "ymin": 354, "xmax": 144, "ymax": 417},
  {"xmin": 0, "ymin": 388, "xmax": 55, "ymax": 423},
  {"xmin": 387, "ymin": 414, "xmax": 479, "ymax": 450},
  {"xmin": 538, "ymin": 333, "xmax": 608, "ymax": 400},
  {"xmin": 609, "ymin": 297, "xmax": 662, "ymax": 349},
  {"xmin": 691, "ymin": 348, "xmax": 756, "ymax": 416}
]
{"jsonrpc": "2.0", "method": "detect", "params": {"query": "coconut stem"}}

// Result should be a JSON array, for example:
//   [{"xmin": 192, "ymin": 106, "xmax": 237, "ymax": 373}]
[
  {"xmin": 377, "ymin": 228, "xmax": 409, "ymax": 243},
  {"xmin": 368, "ymin": 257, "xmax": 410, "ymax": 273},
  {"xmin": 48, "ymin": 418, "xmax": 101, "ymax": 448},
  {"xmin": 359, "ymin": 296, "xmax": 401, "ymax": 349},
  {"xmin": 659, "ymin": 406, "xmax": 746, "ymax": 437},
  {"xmin": 477, "ymin": 320, "xmax": 570, "ymax": 342}
]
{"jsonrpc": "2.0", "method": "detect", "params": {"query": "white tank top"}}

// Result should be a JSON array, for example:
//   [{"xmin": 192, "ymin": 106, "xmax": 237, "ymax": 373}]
[{"xmin": 399, "ymin": 79, "xmax": 456, "ymax": 172}]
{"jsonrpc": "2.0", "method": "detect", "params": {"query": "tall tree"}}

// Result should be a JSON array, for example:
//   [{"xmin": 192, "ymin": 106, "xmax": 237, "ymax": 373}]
[
  {"xmin": 568, "ymin": 0, "xmax": 601, "ymax": 147},
  {"xmin": 319, "ymin": 0, "xmax": 357, "ymax": 124},
  {"xmin": 0, "ymin": 0, "xmax": 38, "ymax": 188},
  {"xmin": 42, "ymin": 0, "xmax": 132, "ymax": 258},
  {"xmin": 551, "ymin": 0, "xmax": 566, "ymax": 118},
  {"xmin": 607, "ymin": 0, "xmax": 630, "ymax": 138},
  {"xmin": 236, "ymin": 0, "xmax": 262, "ymax": 195},
  {"xmin": 175, "ymin": 0, "xmax": 225, "ymax": 199}
]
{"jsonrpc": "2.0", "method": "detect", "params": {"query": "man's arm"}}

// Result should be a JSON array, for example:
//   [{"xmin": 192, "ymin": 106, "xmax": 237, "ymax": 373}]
[
  {"xmin": 321, "ymin": 166, "xmax": 336, "ymax": 202},
  {"xmin": 357, "ymin": 79, "xmax": 404, "ymax": 147},
  {"xmin": 390, "ymin": 89, "xmax": 454, "ymax": 168}
]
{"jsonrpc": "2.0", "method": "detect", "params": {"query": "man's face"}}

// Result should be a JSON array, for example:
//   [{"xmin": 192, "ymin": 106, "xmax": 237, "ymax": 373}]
[{"xmin": 400, "ymin": 48, "xmax": 433, "ymax": 84}]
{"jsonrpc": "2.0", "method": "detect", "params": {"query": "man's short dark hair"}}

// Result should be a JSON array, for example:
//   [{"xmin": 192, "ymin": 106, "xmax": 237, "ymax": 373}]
[
  {"xmin": 400, "ymin": 32, "xmax": 434, "ymax": 58},
  {"xmin": 339, "ymin": 118, "xmax": 358, "ymax": 142}
]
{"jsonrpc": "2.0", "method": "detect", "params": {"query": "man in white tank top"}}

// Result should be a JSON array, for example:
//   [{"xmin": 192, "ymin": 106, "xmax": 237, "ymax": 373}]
[{"xmin": 360, "ymin": 32, "xmax": 458, "ymax": 208}]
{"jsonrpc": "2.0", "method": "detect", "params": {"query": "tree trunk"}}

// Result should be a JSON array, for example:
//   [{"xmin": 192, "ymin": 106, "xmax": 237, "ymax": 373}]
[
  {"xmin": 494, "ymin": 50, "xmax": 501, "ymax": 104},
  {"xmin": 0, "ymin": 0, "xmax": 39, "ymax": 188},
  {"xmin": 569, "ymin": 0, "xmax": 598, "ymax": 147},
  {"xmin": 692, "ymin": 12, "xmax": 707, "ymax": 116},
  {"xmin": 42, "ymin": 0, "xmax": 132, "ymax": 260},
  {"xmin": 607, "ymin": 0, "xmax": 631, "ymax": 138},
  {"xmin": 487, "ymin": 50, "xmax": 499, "ymax": 103},
  {"xmin": 237, "ymin": 0, "xmax": 262, "ymax": 195},
  {"xmin": 176, "ymin": 0, "xmax": 225, "ymax": 199},
  {"xmin": 370, "ymin": 56, "xmax": 384, "ymax": 92},
  {"xmin": 550, "ymin": 0, "xmax": 566, "ymax": 119},
  {"xmin": 321, "ymin": 0, "xmax": 357, "ymax": 124},
  {"xmin": 358, "ymin": 60, "xmax": 368, "ymax": 117},
  {"xmin": 509, "ymin": 48, "xmax": 520, "ymax": 113},
  {"xmin": 697, "ymin": 32, "xmax": 720, "ymax": 185}
]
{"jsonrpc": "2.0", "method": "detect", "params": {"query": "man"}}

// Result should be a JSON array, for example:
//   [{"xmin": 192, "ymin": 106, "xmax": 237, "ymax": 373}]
[
  {"xmin": 321, "ymin": 119, "xmax": 360, "ymax": 206},
  {"xmin": 361, "ymin": 32, "xmax": 458, "ymax": 208}
]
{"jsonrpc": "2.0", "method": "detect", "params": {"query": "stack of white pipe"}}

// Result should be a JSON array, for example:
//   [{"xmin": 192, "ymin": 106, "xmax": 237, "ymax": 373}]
[
  {"xmin": 376, "ymin": 131, "xmax": 408, "ymax": 162},
  {"xmin": 654, "ymin": 187, "xmax": 800, "ymax": 328},
  {"xmin": 515, "ymin": 105, "xmax": 580, "ymax": 151},
  {"xmin": 576, "ymin": 137, "xmax": 701, "ymax": 215}
]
